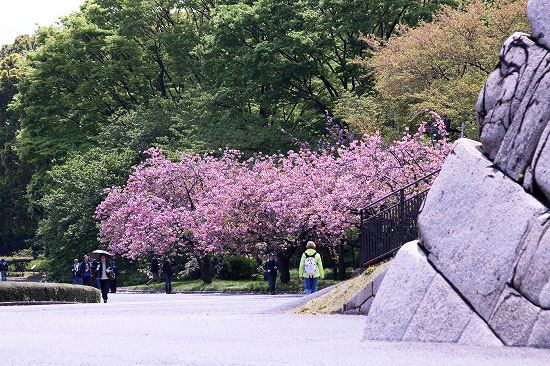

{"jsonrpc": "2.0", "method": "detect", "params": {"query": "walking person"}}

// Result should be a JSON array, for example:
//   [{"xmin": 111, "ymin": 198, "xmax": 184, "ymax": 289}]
[
  {"xmin": 264, "ymin": 253, "xmax": 278, "ymax": 295},
  {"xmin": 299, "ymin": 241, "xmax": 324, "ymax": 295},
  {"xmin": 96, "ymin": 254, "xmax": 113, "ymax": 303},
  {"xmin": 81, "ymin": 255, "xmax": 92, "ymax": 286},
  {"xmin": 147, "ymin": 256, "xmax": 160, "ymax": 284},
  {"xmin": 71, "ymin": 258, "xmax": 82, "ymax": 285},
  {"xmin": 110, "ymin": 262, "xmax": 118, "ymax": 293},
  {"xmin": 92, "ymin": 258, "xmax": 100, "ymax": 288},
  {"xmin": 0, "ymin": 259, "xmax": 8, "ymax": 281},
  {"xmin": 163, "ymin": 258, "xmax": 173, "ymax": 294}
]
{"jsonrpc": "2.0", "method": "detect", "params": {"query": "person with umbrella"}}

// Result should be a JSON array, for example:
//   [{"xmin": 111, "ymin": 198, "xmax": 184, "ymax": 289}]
[{"xmin": 88, "ymin": 250, "xmax": 114, "ymax": 303}]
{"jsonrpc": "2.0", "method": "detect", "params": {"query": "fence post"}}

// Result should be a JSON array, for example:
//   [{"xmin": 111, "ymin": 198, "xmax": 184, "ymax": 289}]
[{"xmin": 399, "ymin": 188, "xmax": 405, "ymax": 246}]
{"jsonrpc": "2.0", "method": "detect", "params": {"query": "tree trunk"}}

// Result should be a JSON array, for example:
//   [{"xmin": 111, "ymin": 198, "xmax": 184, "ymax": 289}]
[
  {"xmin": 278, "ymin": 246, "xmax": 296, "ymax": 283},
  {"xmin": 200, "ymin": 256, "xmax": 212, "ymax": 284},
  {"xmin": 338, "ymin": 244, "xmax": 346, "ymax": 280}
]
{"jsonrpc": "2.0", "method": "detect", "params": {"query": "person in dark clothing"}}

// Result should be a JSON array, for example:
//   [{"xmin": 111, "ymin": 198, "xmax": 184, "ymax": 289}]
[
  {"xmin": 81, "ymin": 255, "xmax": 92, "ymax": 286},
  {"xmin": 92, "ymin": 259, "xmax": 100, "ymax": 288},
  {"xmin": 264, "ymin": 253, "xmax": 278, "ymax": 294},
  {"xmin": 96, "ymin": 255, "xmax": 113, "ymax": 303},
  {"xmin": 109, "ymin": 262, "xmax": 119, "ymax": 293},
  {"xmin": 0, "ymin": 259, "xmax": 8, "ymax": 281},
  {"xmin": 163, "ymin": 259, "xmax": 173, "ymax": 294},
  {"xmin": 148, "ymin": 256, "xmax": 160, "ymax": 284}
]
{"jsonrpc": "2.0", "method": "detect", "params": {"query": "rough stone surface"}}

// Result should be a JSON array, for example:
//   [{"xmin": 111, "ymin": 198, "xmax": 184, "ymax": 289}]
[
  {"xmin": 529, "ymin": 0, "xmax": 550, "ymax": 51},
  {"xmin": 402, "ymin": 275, "xmax": 476, "ymax": 343},
  {"xmin": 513, "ymin": 213, "xmax": 550, "ymax": 308},
  {"xmin": 372, "ymin": 268, "xmax": 387, "ymax": 295},
  {"xmin": 532, "ymin": 122, "xmax": 550, "ymax": 201},
  {"xmin": 344, "ymin": 282, "xmax": 373, "ymax": 311},
  {"xmin": 476, "ymin": 32, "xmax": 550, "ymax": 182},
  {"xmin": 359, "ymin": 296, "xmax": 373, "ymax": 315},
  {"xmin": 418, "ymin": 138, "xmax": 548, "ymax": 321},
  {"xmin": 364, "ymin": 241, "xmax": 436, "ymax": 341},
  {"xmin": 458, "ymin": 316, "xmax": 503, "ymax": 347},
  {"xmin": 364, "ymin": 241, "xmax": 504, "ymax": 347},
  {"xmin": 477, "ymin": 33, "xmax": 548, "ymax": 161},
  {"xmin": 489, "ymin": 287, "xmax": 541, "ymax": 347},
  {"xmin": 528, "ymin": 310, "xmax": 550, "ymax": 348}
]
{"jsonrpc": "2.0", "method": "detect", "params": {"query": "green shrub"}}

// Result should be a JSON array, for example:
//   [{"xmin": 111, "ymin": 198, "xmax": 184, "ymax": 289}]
[
  {"xmin": 27, "ymin": 254, "xmax": 49, "ymax": 272},
  {"xmin": 0, "ymin": 282, "xmax": 100, "ymax": 303},
  {"xmin": 217, "ymin": 256, "xmax": 257, "ymax": 280}
]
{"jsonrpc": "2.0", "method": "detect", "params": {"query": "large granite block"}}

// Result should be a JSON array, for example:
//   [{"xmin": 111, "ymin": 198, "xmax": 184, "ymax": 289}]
[
  {"xmin": 458, "ymin": 316, "xmax": 503, "ymax": 347},
  {"xmin": 531, "ymin": 123, "xmax": 550, "ymax": 201},
  {"xmin": 528, "ymin": 310, "xmax": 550, "ymax": 348},
  {"xmin": 418, "ymin": 139, "xmax": 548, "ymax": 321},
  {"xmin": 359, "ymin": 297, "xmax": 374, "ymax": 315},
  {"xmin": 477, "ymin": 33, "xmax": 549, "ymax": 161},
  {"xmin": 513, "ymin": 213, "xmax": 550, "ymax": 308},
  {"xmin": 489, "ymin": 287, "xmax": 540, "ymax": 347},
  {"xmin": 372, "ymin": 268, "xmax": 386, "ymax": 295},
  {"xmin": 402, "ymin": 275, "xmax": 475, "ymax": 343},
  {"xmin": 364, "ymin": 241, "xmax": 436, "ymax": 341},
  {"xmin": 494, "ymin": 52, "xmax": 550, "ymax": 181},
  {"xmin": 529, "ymin": 0, "xmax": 550, "ymax": 51}
]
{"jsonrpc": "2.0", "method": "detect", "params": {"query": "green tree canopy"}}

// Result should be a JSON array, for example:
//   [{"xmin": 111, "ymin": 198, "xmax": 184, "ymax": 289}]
[{"xmin": 351, "ymin": 0, "xmax": 529, "ymax": 139}]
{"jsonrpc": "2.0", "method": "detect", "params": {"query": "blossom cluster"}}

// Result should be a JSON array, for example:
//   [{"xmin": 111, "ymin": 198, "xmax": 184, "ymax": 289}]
[{"xmin": 96, "ymin": 115, "xmax": 451, "ymax": 261}]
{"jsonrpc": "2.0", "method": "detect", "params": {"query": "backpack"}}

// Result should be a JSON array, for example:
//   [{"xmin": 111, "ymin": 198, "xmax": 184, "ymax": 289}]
[{"xmin": 303, "ymin": 251, "xmax": 318, "ymax": 276}]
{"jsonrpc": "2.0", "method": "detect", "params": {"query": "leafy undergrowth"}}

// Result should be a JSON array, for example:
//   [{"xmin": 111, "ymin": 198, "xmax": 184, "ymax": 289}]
[{"xmin": 292, "ymin": 260, "xmax": 392, "ymax": 314}]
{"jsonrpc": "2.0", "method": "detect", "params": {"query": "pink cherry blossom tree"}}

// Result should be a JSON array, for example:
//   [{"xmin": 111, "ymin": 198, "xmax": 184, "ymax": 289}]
[{"xmin": 96, "ymin": 114, "xmax": 451, "ymax": 283}]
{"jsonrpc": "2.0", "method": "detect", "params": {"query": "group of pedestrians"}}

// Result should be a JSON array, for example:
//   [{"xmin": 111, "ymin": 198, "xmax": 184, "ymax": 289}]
[
  {"xmin": 148, "ymin": 256, "xmax": 174, "ymax": 294},
  {"xmin": 264, "ymin": 241, "xmax": 325, "ymax": 295},
  {"xmin": 71, "ymin": 254, "xmax": 118, "ymax": 303}
]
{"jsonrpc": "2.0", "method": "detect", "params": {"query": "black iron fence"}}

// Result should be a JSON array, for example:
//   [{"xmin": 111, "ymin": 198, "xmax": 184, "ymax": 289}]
[{"xmin": 359, "ymin": 169, "xmax": 440, "ymax": 267}]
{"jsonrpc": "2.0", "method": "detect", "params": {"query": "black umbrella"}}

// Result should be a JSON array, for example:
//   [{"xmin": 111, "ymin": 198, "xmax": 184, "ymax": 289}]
[{"xmin": 87, "ymin": 249, "xmax": 113, "ymax": 261}]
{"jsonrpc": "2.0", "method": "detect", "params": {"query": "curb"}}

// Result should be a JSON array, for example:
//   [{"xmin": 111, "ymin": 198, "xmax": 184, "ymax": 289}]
[
  {"xmin": 0, "ymin": 301, "xmax": 78, "ymax": 306},
  {"xmin": 116, "ymin": 289, "xmax": 304, "ymax": 296}
]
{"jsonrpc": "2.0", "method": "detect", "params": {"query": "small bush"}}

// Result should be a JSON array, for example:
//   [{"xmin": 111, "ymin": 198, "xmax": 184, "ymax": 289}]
[
  {"xmin": 217, "ymin": 256, "xmax": 257, "ymax": 280},
  {"xmin": 27, "ymin": 254, "xmax": 49, "ymax": 272},
  {"xmin": 0, "ymin": 282, "xmax": 100, "ymax": 303}
]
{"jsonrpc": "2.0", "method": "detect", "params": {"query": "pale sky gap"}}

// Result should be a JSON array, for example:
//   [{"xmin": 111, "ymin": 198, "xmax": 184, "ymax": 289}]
[{"xmin": 0, "ymin": 0, "xmax": 85, "ymax": 47}]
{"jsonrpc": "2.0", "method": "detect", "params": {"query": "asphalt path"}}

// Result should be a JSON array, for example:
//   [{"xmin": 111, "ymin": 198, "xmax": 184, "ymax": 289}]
[{"xmin": 1, "ymin": 293, "xmax": 549, "ymax": 365}]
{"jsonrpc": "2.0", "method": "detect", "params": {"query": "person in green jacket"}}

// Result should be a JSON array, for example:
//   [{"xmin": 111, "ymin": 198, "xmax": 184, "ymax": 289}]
[{"xmin": 299, "ymin": 241, "xmax": 324, "ymax": 295}]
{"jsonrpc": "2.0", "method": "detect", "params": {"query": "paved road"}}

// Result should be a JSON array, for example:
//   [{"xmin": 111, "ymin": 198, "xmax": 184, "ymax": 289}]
[{"xmin": 1, "ymin": 293, "xmax": 549, "ymax": 365}]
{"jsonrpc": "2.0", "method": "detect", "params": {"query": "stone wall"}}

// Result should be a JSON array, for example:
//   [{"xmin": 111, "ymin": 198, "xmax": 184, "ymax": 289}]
[
  {"xmin": 338, "ymin": 268, "xmax": 386, "ymax": 316},
  {"xmin": 363, "ymin": 139, "xmax": 549, "ymax": 348},
  {"xmin": 363, "ymin": 1, "xmax": 550, "ymax": 348}
]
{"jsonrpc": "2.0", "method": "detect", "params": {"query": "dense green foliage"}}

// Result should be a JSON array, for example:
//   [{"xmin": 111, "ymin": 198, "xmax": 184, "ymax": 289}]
[
  {"xmin": 0, "ymin": 36, "xmax": 37, "ymax": 255},
  {"xmin": 0, "ymin": 282, "xmax": 100, "ymax": 303},
  {"xmin": 1, "ymin": 0, "xmax": 528, "ymax": 282},
  {"xmin": 36, "ymin": 148, "xmax": 136, "ymax": 281},
  {"xmin": 341, "ymin": 0, "xmax": 530, "ymax": 140}
]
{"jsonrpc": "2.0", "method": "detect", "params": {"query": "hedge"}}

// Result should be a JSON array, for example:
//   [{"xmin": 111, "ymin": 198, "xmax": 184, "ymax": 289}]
[{"xmin": 0, "ymin": 282, "xmax": 101, "ymax": 303}]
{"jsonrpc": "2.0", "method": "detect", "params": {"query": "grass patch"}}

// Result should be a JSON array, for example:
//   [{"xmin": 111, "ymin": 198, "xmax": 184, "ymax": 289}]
[
  {"xmin": 291, "ymin": 260, "xmax": 392, "ymax": 314},
  {"xmin": 123, "ymin": 269, "xmax": 342, "ymax": 293},
  {"xmin": 0, "ymin": 282, "xmax": 100, "ymax": 303}
]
